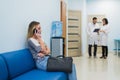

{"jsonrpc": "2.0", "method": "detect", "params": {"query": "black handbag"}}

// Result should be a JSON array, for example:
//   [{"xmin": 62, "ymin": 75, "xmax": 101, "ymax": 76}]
[{"xmin": 47, "ymin": 56, "xmax": 73, "ymax": 73}]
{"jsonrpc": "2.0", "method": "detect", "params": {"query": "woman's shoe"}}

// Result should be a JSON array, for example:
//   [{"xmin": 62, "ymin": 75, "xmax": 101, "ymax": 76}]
[
  {"xmin": 100, "ymin": 56, "xmax": 104, "ymax": 59},
  {"xmin": 104, "ymin": 56, "xmax": 107, "ymax": 59}
]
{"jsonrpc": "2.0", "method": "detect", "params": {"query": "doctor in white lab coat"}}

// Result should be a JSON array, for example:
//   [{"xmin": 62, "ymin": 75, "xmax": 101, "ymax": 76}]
[
  {"xmin": 99, "ymin": 18, "xmax": 110, "ymax": 59},
  {"xmin": 87, "ymin": 17, "xmax": 100, "ymax": 58}
]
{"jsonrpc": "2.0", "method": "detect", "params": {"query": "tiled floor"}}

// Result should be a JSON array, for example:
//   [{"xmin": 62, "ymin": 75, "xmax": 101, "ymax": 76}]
[{"xmin": 73, "ymin": 53, "xmax": 120, "ymax": 80}]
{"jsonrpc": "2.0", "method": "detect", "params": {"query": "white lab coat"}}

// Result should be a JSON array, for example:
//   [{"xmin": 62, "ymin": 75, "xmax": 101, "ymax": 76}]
[
  {"xmin": 99, "ymin": 25, "xmax": 110, "ymax": 46},
  {"xmin": 87, "ymin": 23, "xmax": 99, "ymax": 45}
]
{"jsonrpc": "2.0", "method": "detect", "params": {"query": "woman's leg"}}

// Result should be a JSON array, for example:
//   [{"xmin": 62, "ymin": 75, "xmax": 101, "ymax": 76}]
[
  {"xmin": 36, "ymin": 56, "xmax": 49, "ymax": 71},
  {"xmin": 100, "ymin": 46, "xmax": 105, "ymax": 58},
  {"xmin": 68, "ymin": 64, "xmax": 77, "ymax": 80},
  {"xmin": 105, "ymin": 46, "xmax": 108, "ymax": 57},
  {"xmin": 103, "ymin": 46, "xmax": 105, "ymax": 57}
]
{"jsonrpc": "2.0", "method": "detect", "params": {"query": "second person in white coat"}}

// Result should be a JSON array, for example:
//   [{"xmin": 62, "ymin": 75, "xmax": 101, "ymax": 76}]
[{"xmin": 99, "ymin": 18, "xmax": 110, "ymax": 59}]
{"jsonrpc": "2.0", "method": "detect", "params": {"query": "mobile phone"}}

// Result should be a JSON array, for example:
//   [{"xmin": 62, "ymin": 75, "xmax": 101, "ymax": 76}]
[{"xmin": 33, "ymin": 28, "xmax": 38, "ymax": 34}]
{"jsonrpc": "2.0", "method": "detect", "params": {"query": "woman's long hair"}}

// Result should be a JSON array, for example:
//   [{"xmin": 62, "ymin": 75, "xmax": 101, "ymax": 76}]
[{"xmin": 27, "ymin": 21, "xmax": 40, "ymax": 39}]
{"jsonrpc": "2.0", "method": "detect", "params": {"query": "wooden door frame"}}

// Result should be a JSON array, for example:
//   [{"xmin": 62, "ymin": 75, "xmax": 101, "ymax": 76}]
[{"xmin": 60, "ymin": 0, "xmax": 67, "ymax": 56}]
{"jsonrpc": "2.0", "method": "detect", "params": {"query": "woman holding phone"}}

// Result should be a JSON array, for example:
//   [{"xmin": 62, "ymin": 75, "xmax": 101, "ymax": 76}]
[
  {"xmin": 27, "ymin": 21, "xmax": 77, "ymax": 80},
  {"xmin": 99, "ymin": 18, "xmax": 110, "ymax": 59}
]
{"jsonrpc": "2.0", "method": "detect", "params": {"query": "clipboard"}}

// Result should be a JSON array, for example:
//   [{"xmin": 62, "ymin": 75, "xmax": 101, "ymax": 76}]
[{"xmin": 93, "ymin": 28, "xmax": 100, "ymax": 32}]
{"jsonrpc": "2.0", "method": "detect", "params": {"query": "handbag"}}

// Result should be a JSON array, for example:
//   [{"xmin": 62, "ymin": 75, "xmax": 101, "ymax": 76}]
[{"xmin": 47, "ymin": 55, "xmax": 73, "ymax": 73}]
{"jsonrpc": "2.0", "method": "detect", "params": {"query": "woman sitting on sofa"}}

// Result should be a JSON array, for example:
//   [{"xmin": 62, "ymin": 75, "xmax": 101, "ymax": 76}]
[{"xmin": 27, "ymin": 21, "xmax": 77, "ymax": 80}]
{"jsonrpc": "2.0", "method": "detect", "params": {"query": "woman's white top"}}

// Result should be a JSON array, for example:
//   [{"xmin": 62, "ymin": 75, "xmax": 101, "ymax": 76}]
[{"xmin": 99, "ymin": 25, "xmax": 110, "ymax": 46}]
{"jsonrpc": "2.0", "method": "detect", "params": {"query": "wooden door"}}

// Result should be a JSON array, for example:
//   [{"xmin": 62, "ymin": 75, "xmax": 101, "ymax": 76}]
[{"xmin": 68, "ymin": 10, "xmax": 82, "ymax": 57}]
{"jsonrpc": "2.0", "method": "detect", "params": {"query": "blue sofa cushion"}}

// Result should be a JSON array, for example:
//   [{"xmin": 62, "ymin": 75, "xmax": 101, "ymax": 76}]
[
  {"xmin": 0, "ymin": 55, "xmax": 8, "ymax": 80},
  {"xmin": 12, "ymin": 69, "xmax": 67, "ymax": 80},
  {"xmin": 1, "ymin": 49, "xmax": 36, "ymax": 79}
]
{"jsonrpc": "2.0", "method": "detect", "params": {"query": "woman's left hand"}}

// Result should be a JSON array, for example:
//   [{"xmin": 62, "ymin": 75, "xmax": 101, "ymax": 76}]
[
  {"xmin": 38, "ymin": 53, "xmax": 45, "ymax": 57},
  {"xmin": 100, "ymin": 30, "xmax": 105, "ymax": 33}
]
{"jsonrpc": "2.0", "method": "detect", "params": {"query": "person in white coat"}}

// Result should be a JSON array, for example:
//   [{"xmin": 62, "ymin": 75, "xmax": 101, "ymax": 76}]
[
  {"xmin": 87, "ymin": 17, "xmax": 100, "ymax": 58},
  {"xmin": 99, "ymin": 18, "xmax": 110, "ymax": 59}
]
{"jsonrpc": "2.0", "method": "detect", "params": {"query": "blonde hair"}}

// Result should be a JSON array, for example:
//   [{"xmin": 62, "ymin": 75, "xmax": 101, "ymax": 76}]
[{"xmin": 27, "ymin": 21, "xmax": 40, "ymax": 39}]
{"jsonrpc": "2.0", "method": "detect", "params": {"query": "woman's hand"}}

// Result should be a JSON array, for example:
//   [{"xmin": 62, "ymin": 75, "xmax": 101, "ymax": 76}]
[
  {"xmin": 99, "ymin": 30, "xmax": 105, "ymax": 33},
  {"xmin": 45, "ymin": 46, "xmax": 50, "ymax": 55},
  {"xmin": 35, "ymin": 33, "xmax": 41, "ymax": 39},
  {"xmin": 34, "ymin": 33, "xmax": 46, "ymax": 51},
  {"xmin": 103, "ymin": 30, "xmax": 105, "ymax": 33},
  {"xmin": 38, "ymin": 53, "xmax": 45, "ymax": 57},
  {"xmin": 35, "ymin": 33, "xmax": 50, "ymax": 55}
]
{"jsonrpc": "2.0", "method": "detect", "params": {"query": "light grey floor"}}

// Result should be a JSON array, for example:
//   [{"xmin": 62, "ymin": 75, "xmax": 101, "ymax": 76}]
[{"xmin": 73, "ymin": 53, "xmax": 120, "ymax": 80}]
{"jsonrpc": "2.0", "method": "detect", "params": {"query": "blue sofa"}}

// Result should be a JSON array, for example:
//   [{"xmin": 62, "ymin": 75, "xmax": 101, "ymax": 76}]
[{"xmin": 0, "ymin": 49, "xmax": 67, "ymax": 80}]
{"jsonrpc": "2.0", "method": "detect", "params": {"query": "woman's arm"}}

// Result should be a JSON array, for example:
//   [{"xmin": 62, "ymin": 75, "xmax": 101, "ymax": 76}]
[
  {"xmin": 37, "ymin": 46, "xmax": 50, "ymax": 57},
  {"xmin": 104, "ymin": 26, "xmax": 110, "ymax": 34},
  {"xmin": 28, "ymin": 39, "xmax": 41, "ymax": 53},
  {"xmin": 35, "ymin": 34, "xmax": 50, "ymax": 55},
  {"xmin": 37, "ymin": 38, "xmax": 50, "ymax": 55},
  {"xmin": 37, "ymin": 38, "xmax": 46, "ymax": 52},
  {"xmin": 37, "ymin": 52, "xmax": 45, "ymax": 57},
  {"xmin": 39, "ymin": 45, "xmax": 50, "ymax": 55},
  {"xmin": 44, "ymin": 46, "xmax": 50, "ymax": 55},
  {"xmin": 99, "ymin": 26, "xmax": 110, "ymax": 34}
]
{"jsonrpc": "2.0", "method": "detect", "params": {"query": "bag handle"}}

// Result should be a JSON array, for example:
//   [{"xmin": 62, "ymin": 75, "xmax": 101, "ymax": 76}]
[
  {"xmin": 46, "ymin": 54, "xmax": 64, "ymax": 58},
  {"xmin": 56, "ymin": 55, "xmax": 64, "ymax": 58}
]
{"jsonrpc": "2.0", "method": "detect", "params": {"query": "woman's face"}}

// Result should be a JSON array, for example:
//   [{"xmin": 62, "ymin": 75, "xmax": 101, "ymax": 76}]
[
  {"xmin": 35, "ymin": 24, "xmax": 41, "ymax": 34},
  {"xmin": 102, "ymin": 20, "xmax": 106, "ymax": 25}
]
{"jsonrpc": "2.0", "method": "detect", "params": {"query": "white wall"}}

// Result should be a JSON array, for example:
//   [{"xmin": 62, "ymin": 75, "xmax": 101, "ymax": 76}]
[
  {"xmin": 0, "ymin": 0, "xmax": 60, "ymax": 53},
  {"xmin": 87, "ymin": 0, "xmax": 120, "ymax": 52},
  {"xmin": 67, "ymin": 0, "xmax": 87, "ymax": 54}
]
